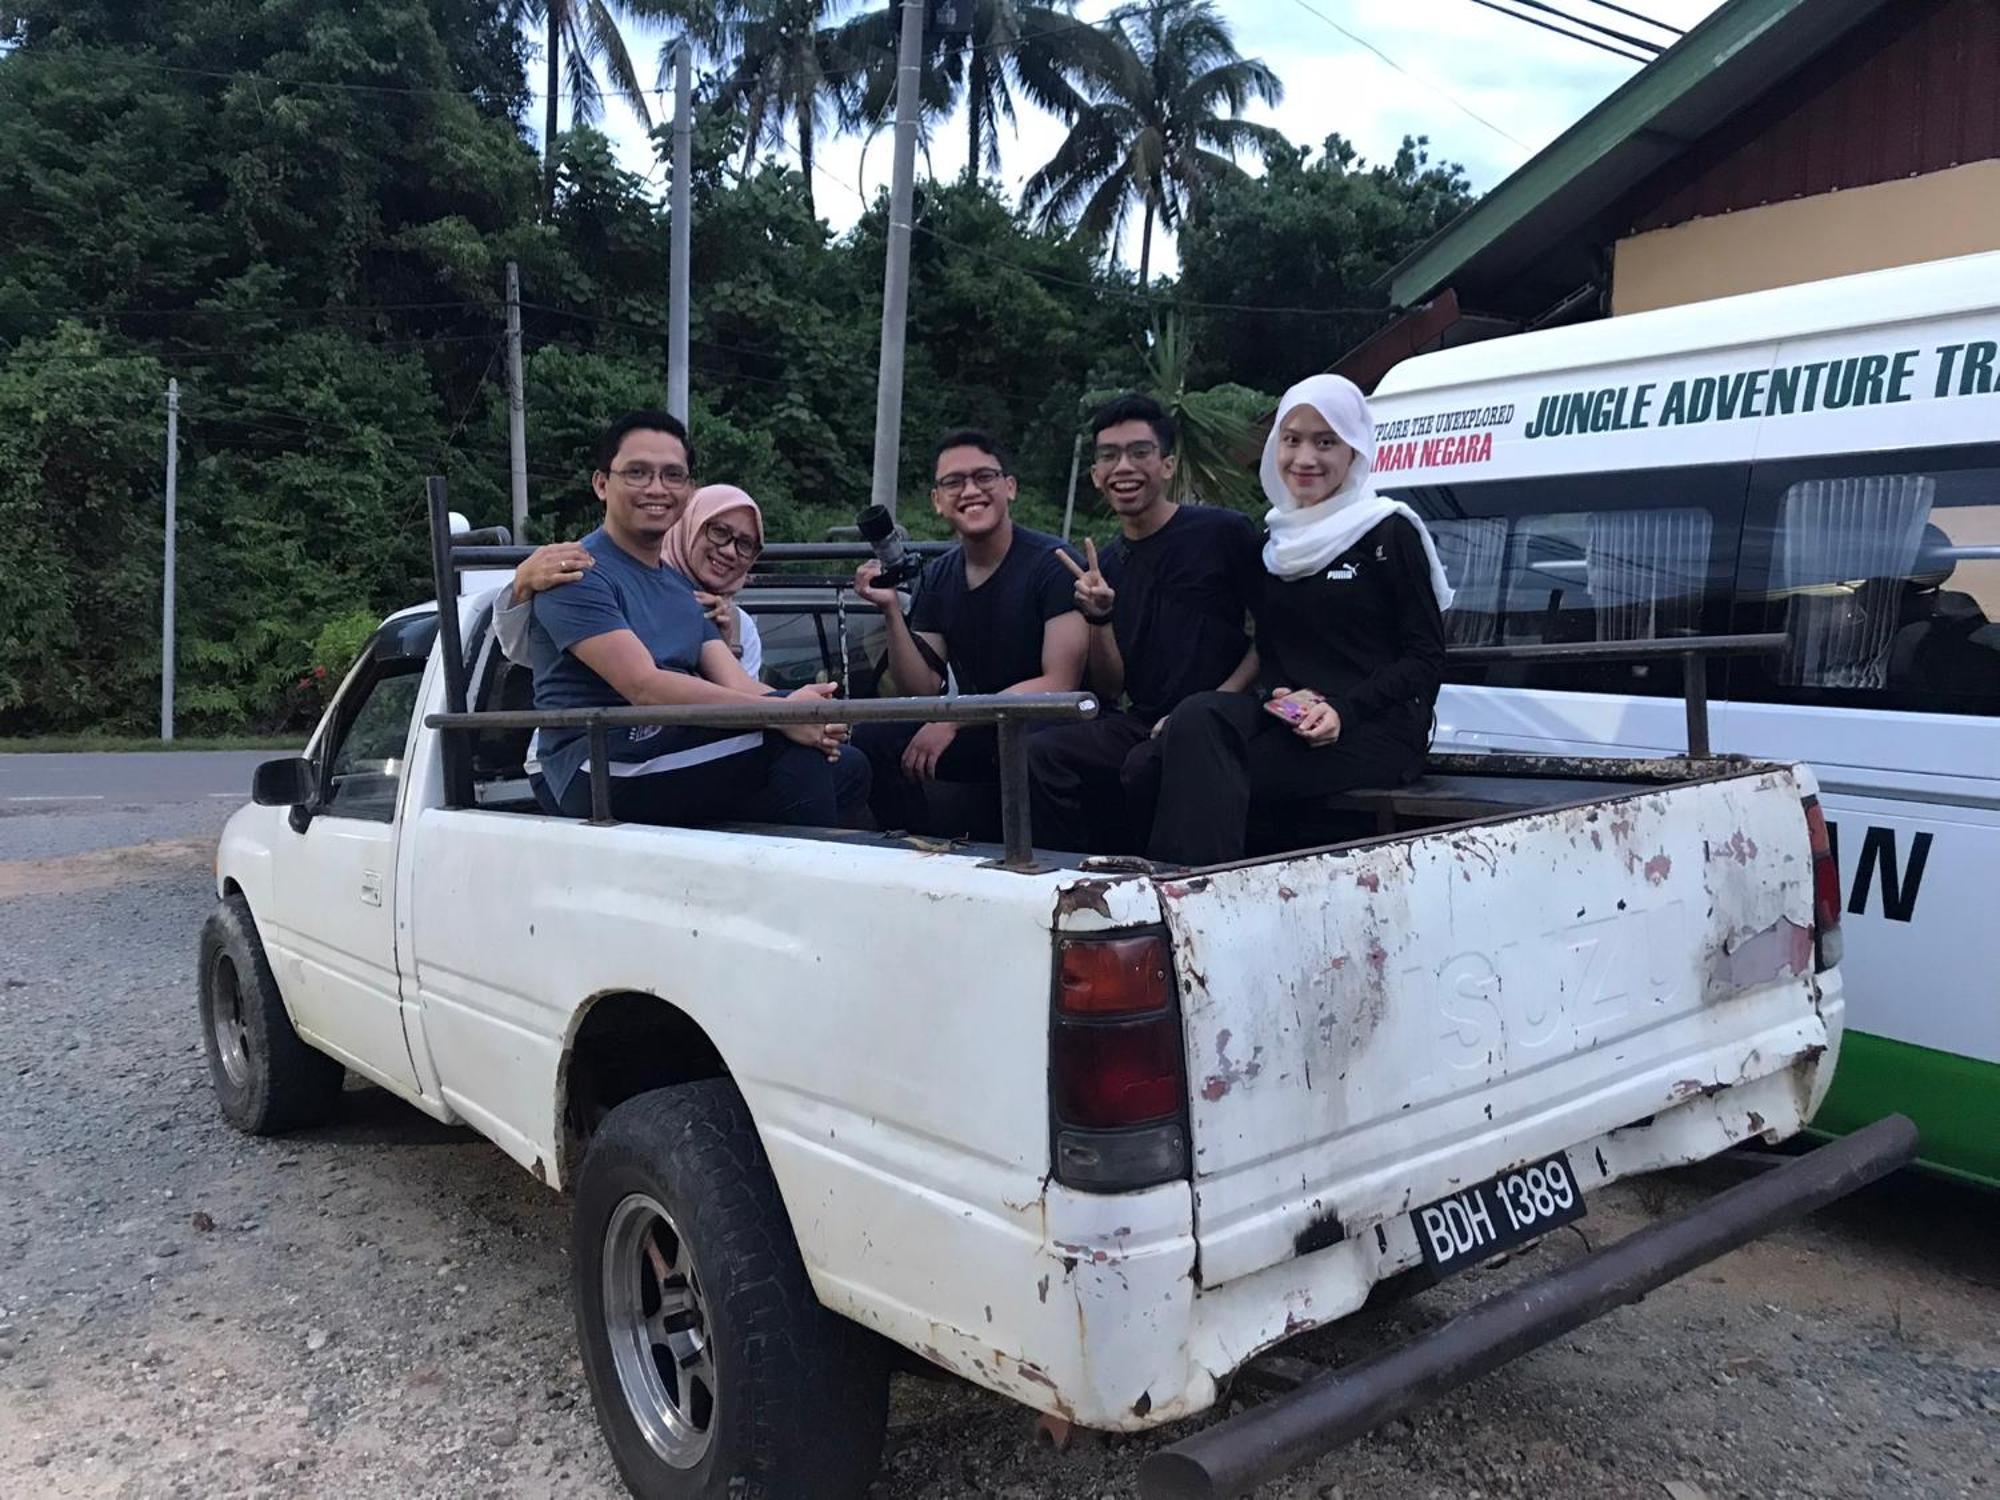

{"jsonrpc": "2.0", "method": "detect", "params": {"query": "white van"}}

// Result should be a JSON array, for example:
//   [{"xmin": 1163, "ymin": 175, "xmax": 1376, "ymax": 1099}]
[{"xmin": 1368, "ymin": 251, "xmax": 2000, "ymax": 1185}]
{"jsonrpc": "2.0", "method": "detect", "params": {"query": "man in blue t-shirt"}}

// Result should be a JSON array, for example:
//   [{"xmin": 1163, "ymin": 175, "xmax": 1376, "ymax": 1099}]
[
  {"xmin": 1028, "ymin": 394, "xmax": 1263, "ymax": 854},
  {"xmin": 850, "ymin": 429, "xmax": 1087, "ymax": 837},
  {"xmin": 526, "ymin": 410, "xmax": 863, "ymax": 827}
]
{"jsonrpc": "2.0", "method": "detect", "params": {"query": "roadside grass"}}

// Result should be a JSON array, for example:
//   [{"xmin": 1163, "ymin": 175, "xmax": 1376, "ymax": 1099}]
[{"xmin": 0, "ymin": 734, "xmax": 305, "ymax": 754}]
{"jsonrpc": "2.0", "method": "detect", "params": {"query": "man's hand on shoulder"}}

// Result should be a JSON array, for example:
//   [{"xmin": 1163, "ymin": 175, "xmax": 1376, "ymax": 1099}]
[{"xmin": 512, "ymin": 542, "xmax": 595, "ymax": 605}]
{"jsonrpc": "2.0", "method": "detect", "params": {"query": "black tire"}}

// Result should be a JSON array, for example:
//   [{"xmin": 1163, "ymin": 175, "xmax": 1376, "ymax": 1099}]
[
  {"xmin": 197, "ymin": 893, "xmax": 344, "ymax": 1134},
  {"xmin": 573, "ymin": 1080, "xmax": 890, "ymax": 1500}
]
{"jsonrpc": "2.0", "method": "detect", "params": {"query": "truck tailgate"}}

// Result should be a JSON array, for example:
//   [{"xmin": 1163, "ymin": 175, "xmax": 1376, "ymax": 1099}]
[{"xmin": 1158, "ymin": 767, "xmax": 1832, "ymax": 1287}]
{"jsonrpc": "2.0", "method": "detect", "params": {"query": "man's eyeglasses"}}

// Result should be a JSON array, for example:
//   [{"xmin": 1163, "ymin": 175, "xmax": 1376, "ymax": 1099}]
[
  {"xmin": 609, "ymin": 463, "xmax": 692, "ymax": 489},
  {"xmin": 933, "ymin": 467, "xmax": 1007, "ymax": 495},
  {"xmin": 1093, "ymin": 440, "xmax": 1160, "ymax": 467},
  {"xmin": 701, "ymin": 520, "xmax": 762, "ymax": 560}
]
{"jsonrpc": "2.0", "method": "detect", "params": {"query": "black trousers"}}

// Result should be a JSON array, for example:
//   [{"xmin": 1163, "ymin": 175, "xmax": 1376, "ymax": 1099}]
[
  {"xmin": 1026, "ymin": 711, "xmax": 1159, "ymax": 855},
  {"xmin": 1142, "ymin": 690, "xmax": 1424, "ymax": 866},
  {"xmin": 535, "ymin": 732, "xmax": 866, "ymax": 829},
  {"xmin": 853, "ymin": 720, "xmax": 1005, "ymax": 837}
]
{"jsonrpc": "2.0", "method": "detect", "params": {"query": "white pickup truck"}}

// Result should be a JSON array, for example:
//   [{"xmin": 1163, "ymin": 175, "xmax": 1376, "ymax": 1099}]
[{"xmin": 196, "ymin": 512, "xmax": 1912, "ymax": 1500}]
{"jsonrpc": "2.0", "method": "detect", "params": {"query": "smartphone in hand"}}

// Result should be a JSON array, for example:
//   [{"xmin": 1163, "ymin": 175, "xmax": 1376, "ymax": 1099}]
[{"xmin": 1263, "ymin": 689, "xmax": 1327, "ymax": 725}]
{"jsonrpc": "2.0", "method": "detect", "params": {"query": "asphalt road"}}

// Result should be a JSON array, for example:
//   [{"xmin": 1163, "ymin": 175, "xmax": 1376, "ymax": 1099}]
[
  {"xmin": 0, "ymin": 750, "xmax": 282, "ymax": 807},
  {"xmin": 1, "ymin": 792, "xmax": 1995, "ymax": 1498}
]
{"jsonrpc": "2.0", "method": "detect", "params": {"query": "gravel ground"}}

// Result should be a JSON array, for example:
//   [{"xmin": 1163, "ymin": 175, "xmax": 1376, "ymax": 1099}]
[{"xmin": 1, "ymin": 802, "xmax": 1995, "ymax": 1499}]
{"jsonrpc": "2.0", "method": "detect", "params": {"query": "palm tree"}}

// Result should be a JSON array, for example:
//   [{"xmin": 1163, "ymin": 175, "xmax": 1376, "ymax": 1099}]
[
  {"xmin": 533, "ymin": 1, "xmax": 666, "ymax": 215},
  {"xmin": 836, "ymin": 0, "xmax": 1101, "ymax": 183},
  {"xmin": 706, "ymin": 0, "xmax": 862, "ymax": 216},
  {"xmin": 1022, "ymin": 0, "xmax": 1285, "ymax": 287}
]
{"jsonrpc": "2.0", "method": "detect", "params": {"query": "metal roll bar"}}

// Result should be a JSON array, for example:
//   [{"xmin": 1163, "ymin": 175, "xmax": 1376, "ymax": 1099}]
[
  {"xmin": 423, "ymin": 478, "xmax": 1091, "ymax": 869},
  {"xmin": 1445, "ymin": 632, "xmax": 1787, "ymax": 758}
]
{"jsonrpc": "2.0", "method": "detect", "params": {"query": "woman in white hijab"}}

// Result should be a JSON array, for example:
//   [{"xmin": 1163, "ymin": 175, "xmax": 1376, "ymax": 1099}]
[{"xmin": 1142, "ymin": 373, "xmax": 1452, "ymax": 865}]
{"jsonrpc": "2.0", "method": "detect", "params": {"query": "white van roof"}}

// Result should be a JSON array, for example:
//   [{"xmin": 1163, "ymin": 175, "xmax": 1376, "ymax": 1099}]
[
  {"xmin": 1375, "ymin": 250, "xmax": 2000, "ymax": 399},
  {"xmin": 1365, "ymin": 251, "xmax": 2000, "ymax": 482}
]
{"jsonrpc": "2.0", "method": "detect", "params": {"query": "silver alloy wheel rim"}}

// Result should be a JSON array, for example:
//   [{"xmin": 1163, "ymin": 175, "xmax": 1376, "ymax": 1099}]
[
  {"xmin": 603, "ymin": 1192, "xmax": 717, "ymax": 1468},
  {"xmin": 209, "ymin": 953, "xmax": 252, "ymax": 1089}
]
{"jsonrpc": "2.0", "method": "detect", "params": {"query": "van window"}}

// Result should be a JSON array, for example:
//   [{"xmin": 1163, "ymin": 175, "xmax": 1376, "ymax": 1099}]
[
  {"xmin": 1386, "ymin": 465, "xmax": 1749, "ymax": 696},
  {"xmin": 1730, "ymin": 446, "xmax": 2000, "ymax": 716}
]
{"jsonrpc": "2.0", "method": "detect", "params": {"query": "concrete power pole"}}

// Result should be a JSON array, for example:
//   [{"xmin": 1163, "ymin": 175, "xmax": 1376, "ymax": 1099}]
[
  {"xmin": 868, "ymin": 0, "xmax": 926, "ymax": 518},
  {"xmin": 159, "ymin": 377, "xmax": 180, "ymax": 742},
  {"xmin": 668, "ymin": 40, "xmax": 693, "ymax": 424},
  {"xmin": 505, "ymin": 261, "xmax": 528, "ymax": 543}
]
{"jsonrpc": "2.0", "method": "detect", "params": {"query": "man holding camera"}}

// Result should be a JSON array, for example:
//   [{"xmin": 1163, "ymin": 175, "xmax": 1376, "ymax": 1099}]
[
  {"xmin": 1027, "ymin": 394, "xmax": 1262, "ymax": 854},
  {"xmin": 851, "ymin": 429, "xmax": 1087, "ymax": 836}
]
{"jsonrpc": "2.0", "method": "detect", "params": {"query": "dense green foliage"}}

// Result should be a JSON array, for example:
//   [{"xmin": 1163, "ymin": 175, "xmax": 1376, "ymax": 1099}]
[
  {"xmin": 0, "ymin": 0, "xmax": 1472, "ymax": 734},
  {"xmin": 1177, "ymin": 134, "xmax": 1475, "ymax": 395}
]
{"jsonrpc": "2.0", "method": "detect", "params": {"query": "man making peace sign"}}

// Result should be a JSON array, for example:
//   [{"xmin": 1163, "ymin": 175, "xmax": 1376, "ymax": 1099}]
[{"xmin": 1027, "ymin": 394, "xmax": 1263, "ymax": 854}]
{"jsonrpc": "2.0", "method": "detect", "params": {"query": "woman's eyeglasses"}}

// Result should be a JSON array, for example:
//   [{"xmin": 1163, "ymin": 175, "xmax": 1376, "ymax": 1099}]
[{"xmin": 701, "ymin": 520, "xmax": 762, "ymax": 560}]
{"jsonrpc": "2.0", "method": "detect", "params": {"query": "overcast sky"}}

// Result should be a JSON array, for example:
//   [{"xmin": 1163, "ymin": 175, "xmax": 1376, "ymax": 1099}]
[{"xmin": 535, "ymin": 0, "xmax": 1727, "ymax": 275}]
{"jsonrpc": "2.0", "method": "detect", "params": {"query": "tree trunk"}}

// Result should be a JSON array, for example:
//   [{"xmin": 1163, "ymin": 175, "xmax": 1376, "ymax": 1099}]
[
  {"xmin": 798, "ymin": 101, "xmax": 816, "ymax": 217},
  {"xmin": 1138, "ymin": 196, "xmax": 1155, "ymax": 289},
  {"xmin": 965, "ymin": 51, "xmax": 984, "ymax": 181},
  {"xmin": 542, "ymin": 15, "xmax": 561, "ymax": 217}
]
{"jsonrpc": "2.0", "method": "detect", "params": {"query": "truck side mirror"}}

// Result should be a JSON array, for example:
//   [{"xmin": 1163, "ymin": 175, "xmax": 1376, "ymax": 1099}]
[{"xmin": 252, "ymin": 756, "xmax": 319, "ymax": 810}]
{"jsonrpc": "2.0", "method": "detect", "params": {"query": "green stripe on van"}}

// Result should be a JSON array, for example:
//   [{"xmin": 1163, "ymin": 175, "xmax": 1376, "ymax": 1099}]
[{"xmin": 1813, "ymin": 1031, "xmax": 2000, "ymax": 1188}]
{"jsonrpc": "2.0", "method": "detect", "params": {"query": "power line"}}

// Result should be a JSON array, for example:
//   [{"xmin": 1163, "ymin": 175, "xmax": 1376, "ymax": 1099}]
[
  {"xmin": 8, "ymin": 299, "xmax": 492, "ymax": 321},
  {"xmin": 0, "ymin": 331, "xmax": 504, "ymax": 363},
  {"xmin": 1574, "ymin": 0, "xmax": 1685, "ymax": 37},
  {"xmin": 1280, "ymin": 0, "xmax": 1529, "ymax": 153},
  {"xmin": 1505, "ymin": 0, "xmax": 1664, "ymax": 54},
  {"xmin": 1464, "ymin": 0, "xmax": 1654, "ymax": 63}
]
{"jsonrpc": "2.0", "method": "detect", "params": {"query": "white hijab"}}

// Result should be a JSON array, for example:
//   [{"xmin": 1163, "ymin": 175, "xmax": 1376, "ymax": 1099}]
[{"xmin": 1261, "ymin": 374, "xmax": 1454, "ymax": 610}]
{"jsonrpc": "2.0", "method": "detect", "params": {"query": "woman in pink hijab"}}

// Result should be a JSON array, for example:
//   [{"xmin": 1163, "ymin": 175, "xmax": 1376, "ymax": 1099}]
[
  {"xmin": 496, "ymin": 484, "xmax": 768, "ymax": 679},
  {"xmin": 661, "ymin": 484, "xmax": 767, "ymax": 677}
]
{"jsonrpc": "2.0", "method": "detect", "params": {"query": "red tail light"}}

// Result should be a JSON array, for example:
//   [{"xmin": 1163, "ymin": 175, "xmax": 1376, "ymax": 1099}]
[
  {"xmin": 1058, "ymin": 935, "xmax": 1171, "ymax": 1016},
  {"xmin": 1051, "ymin": 933, "xmax": 1188, "ymax": 1193},
  {"xmin": 1802, "ymin": 796, "xmax": 1842, "ymax": 972}
]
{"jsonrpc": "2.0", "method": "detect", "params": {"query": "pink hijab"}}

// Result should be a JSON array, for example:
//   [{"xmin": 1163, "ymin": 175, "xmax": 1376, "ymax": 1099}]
[{"xmin": 661, "ymin": 484, "xmax": 764, "ymax": 593}]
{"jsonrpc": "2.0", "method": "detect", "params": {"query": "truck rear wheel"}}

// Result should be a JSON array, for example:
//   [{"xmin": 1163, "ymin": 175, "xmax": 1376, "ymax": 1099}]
[
  {"xmin": 572, "ymin": 1080, "xmax": 889, "ymax": 1500},
  {"xmin": 197, "ymin": 894, "xmax": 344, "ymax": 1134}
]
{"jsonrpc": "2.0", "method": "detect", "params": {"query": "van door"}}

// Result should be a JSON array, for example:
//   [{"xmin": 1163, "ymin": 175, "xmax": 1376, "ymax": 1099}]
[{"xmin": 261, "ymin": 615, "xmax": 434, "ymax": 1097}]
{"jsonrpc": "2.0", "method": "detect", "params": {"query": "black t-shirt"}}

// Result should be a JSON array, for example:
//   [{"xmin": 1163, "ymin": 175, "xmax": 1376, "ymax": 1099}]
[
  {"xmin": 1253, "ymin": 514, "xmax": 1447, "ymax": 738},
  {"xmin": 908, "ymin": 525, "xmax": 1080, "ymax": 695},
  {"xmin": 1099, "ymin": 505, "xmax": 1262, "ymax": 722}
]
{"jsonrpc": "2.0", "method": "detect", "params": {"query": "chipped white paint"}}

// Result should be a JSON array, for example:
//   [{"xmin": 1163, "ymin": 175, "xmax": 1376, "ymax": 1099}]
[{"xmin": 1159, "ymin": 766, "xmax": 1838, "ymax": 1288}]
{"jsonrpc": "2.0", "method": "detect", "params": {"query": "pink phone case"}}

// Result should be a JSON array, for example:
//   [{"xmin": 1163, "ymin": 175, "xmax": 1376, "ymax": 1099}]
[{"xmin": 1265, "ymin": 690, "xmax": 1325, "ymax": 724}]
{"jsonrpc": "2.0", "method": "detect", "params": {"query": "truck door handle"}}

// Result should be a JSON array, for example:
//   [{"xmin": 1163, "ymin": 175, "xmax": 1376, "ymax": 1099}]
[{"xmin": 361, "ymin": 871, "xmax": 384, "ymax": 907}]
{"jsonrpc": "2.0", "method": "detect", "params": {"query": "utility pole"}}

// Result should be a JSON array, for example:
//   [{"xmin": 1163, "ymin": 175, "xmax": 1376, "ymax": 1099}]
[
  {"xmin": 667, "ymin": 40, "xmax": 692, "ymax": 424},
  {"xmin": 159, "ymin": 378, "xmax": 179, "ymax": 742},
  {"xmin": 868, "ymin": 0, "xmax": 925, "ymax": 517},
  {"xmin": 1060, "ymin": 432, "xmax": 1083, "ymax": 541},
  {"xmin": 505, "ymin": 261, "xmax": 528, "ymax": 543}
]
